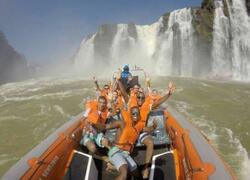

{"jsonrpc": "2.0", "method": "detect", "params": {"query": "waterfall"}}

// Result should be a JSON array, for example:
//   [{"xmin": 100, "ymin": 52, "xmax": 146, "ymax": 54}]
[
  {"xmin": 110, "ymin": 24, "xmax": 136, "ymax": 67},
  {"xmin": 154, "ymin": 8, "xmax": 194, "ymax": 76},
  {"xmin": 225, "ymin": 0, "xmax": 250, "ymax": 80},
  {"xmin": 73, "ymin": 2, "xmax": 250, "ymax": 81},
  {"xmin": 74, "ymin": 35, "xmax": 95, "ymax": 75},
  {"xmin": 212, "ymin": 0, "xmax": 231, "ymax": 77},
  {"xmin": 73, "ymin": 8, "xmax": 195, "ymax": 77}
]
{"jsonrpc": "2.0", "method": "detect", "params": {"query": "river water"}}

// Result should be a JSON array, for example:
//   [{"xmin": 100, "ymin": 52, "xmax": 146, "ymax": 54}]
[{"xmin": 0, "ymin": 76, "xmax": 249, "ymax": 179}]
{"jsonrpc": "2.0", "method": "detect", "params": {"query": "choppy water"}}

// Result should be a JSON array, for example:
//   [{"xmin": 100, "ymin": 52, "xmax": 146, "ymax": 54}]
[{"xmin": 0, "ymin": 76, "xmax": 250, "ymax": 179}]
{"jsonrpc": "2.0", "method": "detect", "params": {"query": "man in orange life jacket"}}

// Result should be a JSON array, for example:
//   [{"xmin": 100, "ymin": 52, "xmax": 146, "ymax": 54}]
[
  {"xmin": 80, "ymin": 96, "xmax": 111, "ymax": 156},
  {"xmin": 108, "ymin": 90, "xmax": 124, "ymax": 117},
  {"xmin": 93, "ymin": 76, "xmax": 110, "ymax": 99},
  {"xmin": 103, "ymin": 106, "xmax": 157, "ymax": 180}
]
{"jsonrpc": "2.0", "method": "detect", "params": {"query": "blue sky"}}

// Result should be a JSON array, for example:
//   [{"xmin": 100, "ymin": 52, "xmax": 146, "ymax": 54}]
[{"xmin": 0, "ymin": 0, "xmax": 202, "ymax": 65}]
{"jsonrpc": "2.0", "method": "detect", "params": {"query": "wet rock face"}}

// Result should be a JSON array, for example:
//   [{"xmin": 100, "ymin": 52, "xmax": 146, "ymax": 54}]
[
  {"xmin": 201, "ymin": 0, "xmax": 215, "ymax": 12},
  {"xmin": 192, "ymin": 7, "xmax": 214, "ymax": 43},
  {"xmin": 246, "ymin": 0, "xmax": 250, "ymax": 16},
  {"xmin": 0, "ymin": 31, "xmax": 29, "ymax": 85}
]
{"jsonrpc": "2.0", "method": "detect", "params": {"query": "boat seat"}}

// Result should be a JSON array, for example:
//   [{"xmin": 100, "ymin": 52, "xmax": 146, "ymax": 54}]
[
  {"xmin": 149, "ymin": 151, "xmax": 176, "ymax": 180},
  {"xmin": 64, "ymin": 150, "xmax": 98, "ymax": 180},
  {"xmin": 136, "ymin": 110, "xmax": 170, "ymax": 147}
]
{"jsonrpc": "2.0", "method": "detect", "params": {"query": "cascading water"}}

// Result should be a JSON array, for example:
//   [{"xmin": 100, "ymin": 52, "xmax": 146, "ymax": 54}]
[
  {"xmin": 212, "ymin": 0, "xmax": 231, "ymax": 77},
  {"xmin": 73, "ymin": 8, "xmax": 195, "ymax": 77},
  {"xmin": 74, "ymin": 35, "xmax": 95, "ymax": 75},
  {"xmin": 110, "ymin": 24, "xmax": 136, "ymax": 67},
  {"xmin": 225, "ymin": 0, "xmax": 250, "ymax": 80},
  {"xmin": 74, "ymin": 2, "xmax": 250, "ymax": 81},
  {"xmin": 155, "ymin": 8, "xmax": 194, "ymax": 76}
]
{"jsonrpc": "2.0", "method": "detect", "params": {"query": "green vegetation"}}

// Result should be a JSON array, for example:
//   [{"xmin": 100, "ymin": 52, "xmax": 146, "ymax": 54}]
[
  {"xmin": 223, "ymin": 0, "xmax": 230, "ymax": 18},
  {"xmin": 192, "ymin": 0, "xmax": 215, "ymax": 43},
  {"xmin": 246, "ymin": 0, "xmax": 250, "ymax": 15},
  {"xmin": 201, "ymin": 0, "xmax": 215, "ymax": 12},
  {"xmin": 159, "ymin": 12, "xmax": 170, "ymax": 33}
]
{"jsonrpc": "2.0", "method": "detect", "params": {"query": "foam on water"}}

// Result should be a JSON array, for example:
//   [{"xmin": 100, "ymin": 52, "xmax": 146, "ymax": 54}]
[
  {"xmin": 0, "ymin": 115, "xmax": 25, "ymax": 122},
  {"xmin": 53, "ymin": 105, "xmax": 71, "ymax": 118},
  {"xmin": 2, "ymin": 89, "xmax": 85, "ymax": 102},
  {"xmin": 223, "ymin": 128, "xmax": 250, "ymax": 179},
  {"xmin": 173, "ymin": 97, "xmax": 250, "ymax": 179},
  {"xmin": 39, "ymin": 104, "xmax": 51, "ymax": 115}
]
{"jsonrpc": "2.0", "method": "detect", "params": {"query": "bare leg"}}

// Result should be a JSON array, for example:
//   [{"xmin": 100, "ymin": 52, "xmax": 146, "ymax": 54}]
[
  {"xmin": 85, "ymin": 140, "xmax": 110, "ymax": 162},
  {"xmin": 85, "ymin": 140, "xmax": 97, "ymax": 154},
  {"xmin": 102, "ymin": 137, "xmax": 112, "ymax": 149},
  {"xmin": 116, "ymin": 164, "xmax": 128, "ymax": 180},
  {"xmin": 142, "ymin": 136, "xmax": 154, "ymax": 179}
]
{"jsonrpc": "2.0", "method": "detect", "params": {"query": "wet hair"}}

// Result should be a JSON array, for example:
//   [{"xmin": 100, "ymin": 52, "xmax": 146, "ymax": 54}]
[
  {"xmin": 103, "ymin": 84, "xmax": 109, "ymax": 89},
  {"xmin": 152, "ymin": 89, "xmax": 158, "ymax": 93},
  {"xmin": 98, "ymin": 96, "xmax": 107, "ymax": 103},
  {"xmin": 133, "ymin": 84, "xmax": 141, "ymax": 88},
  {"xmin": 137, "ymin": 91, "xmax": 145, "ymax": 98},
  {"xmin": 113, "ymin": 90, "xmax": 118, "ymax": 95}
]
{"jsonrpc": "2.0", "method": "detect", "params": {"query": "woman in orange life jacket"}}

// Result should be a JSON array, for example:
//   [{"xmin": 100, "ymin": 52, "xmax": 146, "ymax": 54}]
[
  {"xmin": 93, "ymin": 76, "xmax": 111, "ymax": 99},
  {"xmin": 100, "ymin": 106, "xmax": 157, "ymax": 180},
  {"xmin": 80, "ymin": 96, "xmax": 112, "ymax": 161}
]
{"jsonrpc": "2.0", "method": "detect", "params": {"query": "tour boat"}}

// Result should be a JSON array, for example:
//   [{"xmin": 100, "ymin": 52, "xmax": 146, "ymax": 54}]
[{"xmin": 3, "ymin": 106, "xmax": 236, "ymax": 180}]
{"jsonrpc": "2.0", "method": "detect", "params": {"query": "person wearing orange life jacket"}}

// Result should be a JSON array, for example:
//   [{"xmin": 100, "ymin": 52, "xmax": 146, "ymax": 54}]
[
  {"xmin": 103, "ymin": 106, "xmax": 157, "ymax": 180},
  {"xmin": 149, "ymin": 88, "xmax": 162, "ymax": 103},
  {"xmin": 129, "ymin": 84, "xmax": 140, "ymax": 97},
  {"xmin": 80, "ymin": 96, "xmax": 112, "ymax": 159},
  {"xmin": 105, "ymin": 89, "xmax": 125, "ymax": 117},
  {"xmin": 93, "ymin": 76, "xmax": 110, "ymax": 99}
]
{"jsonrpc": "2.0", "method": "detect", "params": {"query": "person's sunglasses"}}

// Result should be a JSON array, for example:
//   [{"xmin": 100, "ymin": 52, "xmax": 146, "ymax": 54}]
[
  {"xmin": 137, "ymin": 96, "xmax": 145, "ymax": 100},
  {"xmin": 132, "ymin": 112, "xmax": 139, "ymax": 116}
]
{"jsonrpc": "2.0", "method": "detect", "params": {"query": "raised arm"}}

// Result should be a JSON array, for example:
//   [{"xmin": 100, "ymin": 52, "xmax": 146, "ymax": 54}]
[
  {"xmin": 145, "ymin": 76, "xmax": 151, "ymax": 94},
  {"xmin": 152, "ymin": 82, "xmax": 175, "ymax": 109},
  {"xmin": 93, "ymin": 76, "xmax": 101, "ymax": 91}
]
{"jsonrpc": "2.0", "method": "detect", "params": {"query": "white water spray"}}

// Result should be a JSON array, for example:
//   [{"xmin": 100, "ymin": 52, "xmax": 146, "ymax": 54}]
[
  {"xmin": 225, "ymin": 0, "xmax": 250, "ymax": 80},
  {"xmin": 155, "ymin": 8, "xmax": 194, "ymax": 76},
  {"xmin": 212, "ymin": 0, "xmax": 231, "ymax": 77}
]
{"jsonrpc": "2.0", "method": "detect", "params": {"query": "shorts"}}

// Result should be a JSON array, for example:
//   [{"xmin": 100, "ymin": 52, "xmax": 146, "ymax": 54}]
[
  {"xmin": 108, "ymin": 146, "xmax": 137, "ymax": 172},
  {"xmin": 80, "ymin": 126, "xmax": 105, "ymax": 148},
  {"xmin": 138, "ymin": 132, "xmax": 150, "ymax": 144}
]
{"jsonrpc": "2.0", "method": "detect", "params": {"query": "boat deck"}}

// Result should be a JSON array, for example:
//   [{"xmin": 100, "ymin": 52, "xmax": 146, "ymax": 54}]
[
  {"xmin": 64, "ymin": 144, "xmax": 176, "ymax": 180},
  {"xmin": 64, "ymin": 110, "xmax": 176, "ymax": 180}
]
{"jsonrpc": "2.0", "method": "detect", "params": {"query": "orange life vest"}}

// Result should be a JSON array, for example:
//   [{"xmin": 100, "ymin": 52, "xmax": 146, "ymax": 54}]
[
  {"xmin": 113, "ymin": 95, "xmax": 125, "ymax": 112},
  {"xmin": 116, "ymin": 111, "xmax": 143, "ymax": 152},
  {"xmin": 148, "ymin": 93, "xmax": 162, "ymax": 103},
  {"xmin": 85, "ymin": 100, "xmax": 108, "ymax": 125},
  {"xmin": 128, "ymin": 95, "xmax": 152, "ymax": 111}
]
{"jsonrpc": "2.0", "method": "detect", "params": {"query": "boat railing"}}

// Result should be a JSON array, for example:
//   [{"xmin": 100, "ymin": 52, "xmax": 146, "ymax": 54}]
[
  {"xmin": 182, "ymin": 132, "xmax": 203, "ymax": 178},
  {"xmin": 168, "ymin": 124, "xmax": 213, "ymax": 179}
]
